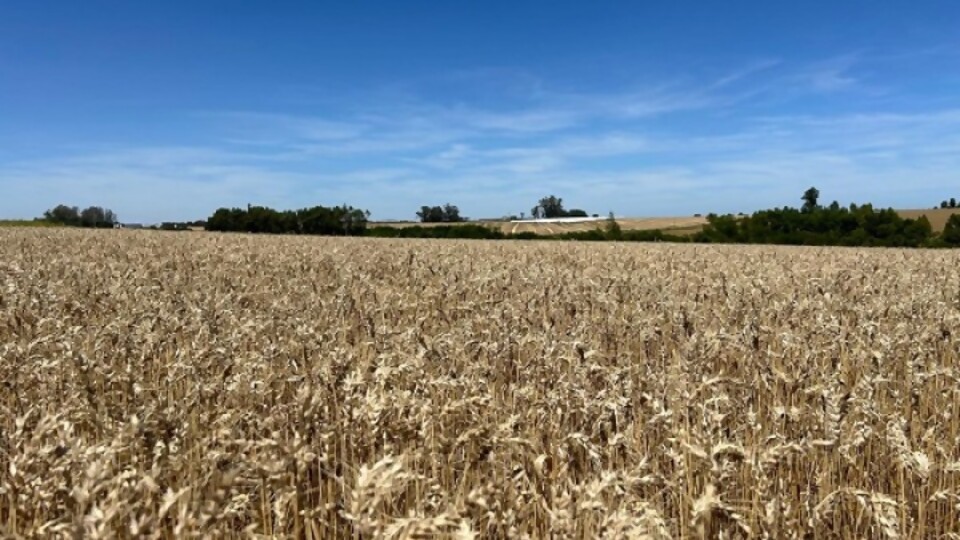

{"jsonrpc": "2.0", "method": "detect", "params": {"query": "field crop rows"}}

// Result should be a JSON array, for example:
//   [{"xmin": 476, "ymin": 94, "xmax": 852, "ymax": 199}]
[{"xmin": 2, "ymin": 229, "xmax": 960, "ymax": 538}]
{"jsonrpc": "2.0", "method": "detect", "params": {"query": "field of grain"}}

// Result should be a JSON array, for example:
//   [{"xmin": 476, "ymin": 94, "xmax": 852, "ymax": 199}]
[
  {"xmin": 371, "ymin": 216, "xmax": 709, "ymax": 236},
  {"xmin": 3, "ymin": 229, "xmax": 960, "ymax": 538}
]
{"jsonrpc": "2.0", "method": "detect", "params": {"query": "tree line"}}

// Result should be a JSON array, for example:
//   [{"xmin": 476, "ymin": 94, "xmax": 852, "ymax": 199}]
[
  {"xmin": 416, "ymin": 204, "xmax": 465, "ymax": 223},
  {"xmin": 694, "ymin": 188, "xmax": 953, "ymax": 247},
  {"xmin": 205, "ymin": 205, "xmax": 370, "ymax": 235},
  {"xmin": 36, "ymin": 189, "xmax": 960, "ymax": 249},
  {"xmin": 42, "ymin": 204, "xmax": 118, "ymax": 228}
]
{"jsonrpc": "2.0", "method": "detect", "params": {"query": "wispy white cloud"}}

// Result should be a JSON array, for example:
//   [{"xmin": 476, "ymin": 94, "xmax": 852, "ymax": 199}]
[
  {"xmin": 709, "ymin": 59, "xmax": 783, "ymax": 89},
  {"xmin": 2, "ymin": 52, "xmax": 958, "ymax": 221},
  {"xmin": 204, "ymin": 111, "xmax": 369, "ymax": 145},
  {"xmin": 804, "ymin": 55, "xmax": 861, "ymax": 92}
]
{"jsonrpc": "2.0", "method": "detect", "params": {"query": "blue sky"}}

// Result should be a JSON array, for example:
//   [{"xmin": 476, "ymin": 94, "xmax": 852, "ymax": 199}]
[{"xmin": 1, "ymin": 1, "xmax": 959, "ymax": 222}]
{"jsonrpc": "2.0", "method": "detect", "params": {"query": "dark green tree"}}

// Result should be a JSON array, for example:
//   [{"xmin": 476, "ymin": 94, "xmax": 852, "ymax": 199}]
[
  {"xmin": 442, "ymin": 204, "xmax": 463, "ymax": 222},
  {"xmin": 533, "ymin": 195, "xmax": 565, "ymax": 219},
  {"xmin": 416, "ymin": 204, "xmax": 465, "ymax": 223},
  {"xmin": 78, "ymin": 206, "xmax": 117, "ymax": 228},
  {"xmin": 417, "ymin": 206, "xmax": 443, "ymax": 223},
  {"xmin": 942, "ymin": 214, "xmax": 960, "ymax": 245},
  {"xmin": 801, "ymin": 187, "xmax": 820, "ymax": 212},
  {"xmin": 43, "ymin": 204, "xmax": 81, "ymax": 225}
]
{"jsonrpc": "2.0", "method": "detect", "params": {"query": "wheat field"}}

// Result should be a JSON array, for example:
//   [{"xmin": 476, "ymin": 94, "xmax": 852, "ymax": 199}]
[{"xmin": 2, "ymin": 228, "xmax": 960, "ymax": 538}]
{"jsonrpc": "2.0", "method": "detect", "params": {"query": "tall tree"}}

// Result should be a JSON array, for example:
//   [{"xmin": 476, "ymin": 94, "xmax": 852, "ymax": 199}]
[
  {"xmin": 533, "ymin": 195, "xmax": 566, "ymax": 219},
  {"xmin": 442, "ymin": 203, "xmax": 463, "ymax": 222},
  {"xmin": 801, "ymin": 187, "xmax": 820, "ymax": 212}
]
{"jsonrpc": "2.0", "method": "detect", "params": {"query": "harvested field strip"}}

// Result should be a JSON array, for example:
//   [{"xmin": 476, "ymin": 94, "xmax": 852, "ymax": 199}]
[{"xmin": 371, "ymin": 216, "xmax": 709, "ymax": 235}]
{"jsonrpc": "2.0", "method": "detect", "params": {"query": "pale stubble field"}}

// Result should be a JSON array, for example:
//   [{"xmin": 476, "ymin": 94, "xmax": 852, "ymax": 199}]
[{"xmin": 2, "ymin": 228, "xmax": 960, "ymax": 538}]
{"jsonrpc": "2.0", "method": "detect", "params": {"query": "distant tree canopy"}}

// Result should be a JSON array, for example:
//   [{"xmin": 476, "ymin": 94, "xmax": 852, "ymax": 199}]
[
  {"xmin": 416, "ymin": 204, "xmax": 465, "ymax": 223},
  {"xmin": 43, "ymin": 204, "xmax": 117, "ymax": 228},
  {"xmin": 44, "ymin": 205, "xmax": 80, "ymax": 225},
  {"xmin": 205, "ymin": 204, "xmax": 369, "ymax": 235},
  {"xmin": 530, "ymin": 195, "xmax": 589, "ymax": 219},
  {"xmin": 940, "ymin": 198, "xmax": 958, "ymax": 209},
  {"xmin": 696, "ymin": 188, "xmax": 935, "ymax": 247},
  {"xmin": 80, "ymin": 207, "xmax": 118, "ymax": 228}
]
